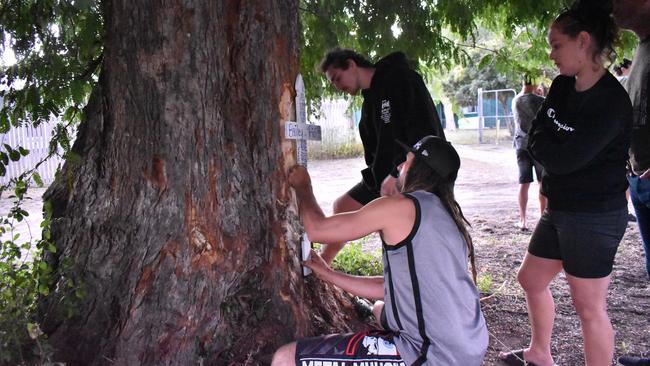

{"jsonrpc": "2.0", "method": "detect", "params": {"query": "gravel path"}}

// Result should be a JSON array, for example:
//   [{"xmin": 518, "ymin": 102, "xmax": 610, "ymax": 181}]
[{"xmin": 310, "ymin": 143, "xmax": 545, "ymax": 223}]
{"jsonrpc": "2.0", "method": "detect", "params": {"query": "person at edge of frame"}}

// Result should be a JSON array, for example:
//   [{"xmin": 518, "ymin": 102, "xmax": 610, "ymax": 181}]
[{"xmin": 614, "ymin": 0, "xmax": 650, "ymax": 364}]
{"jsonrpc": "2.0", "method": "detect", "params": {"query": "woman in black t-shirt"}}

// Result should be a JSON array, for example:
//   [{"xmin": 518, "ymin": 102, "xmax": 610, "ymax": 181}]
[{"xmin": 499, "ymin": 2, "xmax": 632, "ymax": 366}]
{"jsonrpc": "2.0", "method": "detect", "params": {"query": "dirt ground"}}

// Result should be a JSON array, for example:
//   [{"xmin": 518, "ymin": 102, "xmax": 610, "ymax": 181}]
[
  {"xmin": 310, "ymin": 144, "xmax": 650, "ymax": 366},
  {"xmin": 2, "ymin": 144, "xmax": 648, "ymax": 365}
]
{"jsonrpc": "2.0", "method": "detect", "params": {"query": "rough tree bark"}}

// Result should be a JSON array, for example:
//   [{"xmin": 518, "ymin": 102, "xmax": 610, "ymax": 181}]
[{"xmin": 38, "ymin": 1, "xmax": 366, "ymax": 365}]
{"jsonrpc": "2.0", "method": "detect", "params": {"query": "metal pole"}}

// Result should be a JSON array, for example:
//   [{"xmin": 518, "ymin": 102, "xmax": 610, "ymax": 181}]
[
  {"xmin": 495, "ymin": 90, "xmax": 499, "ymax": 145},
  {"xmin": 477, "ymin": 88, "xmax": 483, "ymax": 144}
]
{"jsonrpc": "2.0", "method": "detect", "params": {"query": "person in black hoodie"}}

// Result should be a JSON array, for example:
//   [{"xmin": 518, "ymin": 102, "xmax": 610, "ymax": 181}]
[
  {"xmin": 317, "ymin": 48, "xmax": 445, "ymax": 263},
  {"xmin": 499, "ymin": 2, "xmax": 632, "ymax": 366}
]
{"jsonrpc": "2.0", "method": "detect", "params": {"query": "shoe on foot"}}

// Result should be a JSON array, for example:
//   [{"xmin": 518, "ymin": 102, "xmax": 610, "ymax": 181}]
[
  {"xmin": 619, "ymin": 356, "xmax": 650, "ymax": 366},
  {"xmin": 516, "ymin": 222, "xmax": 529, "ymax": 231},
  {"xmin": 498, "ymin": 349, "xmax": 537, "ymax": 366}
]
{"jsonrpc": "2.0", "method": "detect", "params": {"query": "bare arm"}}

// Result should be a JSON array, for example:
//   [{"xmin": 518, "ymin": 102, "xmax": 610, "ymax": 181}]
[
  {"xmin": 287, "ymin": 166, "xmax": 327, "ymax": 236},
  {"xmin": 288, "ymin": 165, "xmax": 414, "ymax": 245},
  {"xmin": 304, "ymin": 250, "xmax": 384, "ymax": 300}
]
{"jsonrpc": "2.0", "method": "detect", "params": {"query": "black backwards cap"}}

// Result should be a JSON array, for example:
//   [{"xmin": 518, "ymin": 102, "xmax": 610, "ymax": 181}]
[{"xmin": 396, "ymin": 136, "xmax": 460, "ymax": 178}]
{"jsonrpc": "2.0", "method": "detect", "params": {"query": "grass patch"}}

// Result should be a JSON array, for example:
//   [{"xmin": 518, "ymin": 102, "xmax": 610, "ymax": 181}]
[
  {"xmin": 313, "ymin": 237, "xmax": 383, "ymax": 276},
  {"xmin": 307, "ymin": 128, "xmax": 513, "ymax": 159},
  {"xmin": 308, "ymin": 140, "xmax": 364, "ymax": 160},
  {"xmin": 476, "ymin": 272, "xmax": 494, "ymax": 294}
]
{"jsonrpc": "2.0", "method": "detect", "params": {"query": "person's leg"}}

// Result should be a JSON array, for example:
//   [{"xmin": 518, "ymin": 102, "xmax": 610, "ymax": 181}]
[
  {"xmin": 271, "ymin": 342, "xmax": 296, "ymax": 366},
  {"xmin": 566, "ymin": 274, "xmax": 613, "ymax": 366},
  {"xmin": 629, "ymin": 175, "xmax": 650, "ymax": 278},
  {"xmin": 372, "ymin": 300, "xmax": 385, "ymax": 328},
  {"xmin": 517, "ymin": 149, "xmax": 534, "ymax": 229},
  {"xmin": 319, "ymin": 192, "xmax": 364, "ymax": 264},
  {"xmin": 501, "ymin": 211, "xmax": 563, "ymax": 365},
  {"xmin": 619, "ymin": 185, "xmax": 642, "ymax": 365},
  {"xmin": 515, "ymin": 253, "xmax": 563, "ymax": 366},
  {"xmin": 519, "ymin": 182, "xmax": 531, "ymax": 229},
  {"xmin": 557, "ymin": 207, "xmax": 626, "ymax": 366}
]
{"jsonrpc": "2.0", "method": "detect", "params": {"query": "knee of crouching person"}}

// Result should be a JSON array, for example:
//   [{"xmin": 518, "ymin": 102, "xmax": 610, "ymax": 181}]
[{"xmin": 271, "ymin": 342, "xmax": 297, "ymax": 366}]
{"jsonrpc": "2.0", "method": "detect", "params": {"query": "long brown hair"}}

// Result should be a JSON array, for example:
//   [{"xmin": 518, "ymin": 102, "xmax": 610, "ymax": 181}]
[
  {"xmin": 401, "ymin": 155, "xmax": 478, "ymax": 283},
  {"xmin": 553, "ymin": 0, "xmax": 620, "ymax": 65}
]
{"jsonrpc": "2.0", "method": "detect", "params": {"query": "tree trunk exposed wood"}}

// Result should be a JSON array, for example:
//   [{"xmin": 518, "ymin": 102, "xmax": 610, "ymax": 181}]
[{"xmin": 38, "ymin": 1, "xmax": 368, "ymax": 365}]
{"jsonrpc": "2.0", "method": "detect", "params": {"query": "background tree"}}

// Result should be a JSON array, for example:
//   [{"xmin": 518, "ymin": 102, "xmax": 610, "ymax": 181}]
[
  {"xmin": 443, "ymin": 51, "xmax": 520, "ymax": 109},
  {"xmin": 299, "ymin": 0, "xmax": 637, "ymax": 112}
]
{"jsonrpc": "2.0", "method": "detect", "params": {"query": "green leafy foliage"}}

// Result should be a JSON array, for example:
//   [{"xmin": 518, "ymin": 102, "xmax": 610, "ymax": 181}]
[
  {"xmin": 443, "ymin": 50, "xmax": 521, "ymax": 109},
  {"xmin": 0, "ymin": 183, "xmax": 52, "ymax": 363},
  {"xmin": 330, "ymin": 238, "xmax": 382, "ymax": 276},
  {"xmin": 1, "ymin": 0, "xmax": 102, "ymax": 184},
  {"xmin": 299, "ymin": 0, "xmax": 638, "ymax": 115},
  {"xmin": 299, "ymin": 0, "xmax": 471, "ymax": 107},
  {"xmin": 1, "ymin": 0, "xmax": 102, "ymax": 127},
  {"xmin": 0, "ymin": 180, "xmax": 81, "ymax": 364}
]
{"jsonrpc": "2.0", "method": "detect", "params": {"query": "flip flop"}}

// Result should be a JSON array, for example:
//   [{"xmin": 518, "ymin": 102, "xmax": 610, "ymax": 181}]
[{"xmin": 498, "ymin": 349, "xmax": 538, "ymax": 366}]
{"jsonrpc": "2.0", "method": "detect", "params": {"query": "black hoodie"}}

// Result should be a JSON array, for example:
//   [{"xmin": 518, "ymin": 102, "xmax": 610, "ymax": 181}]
[{"xmin": 359, "ymin": 52, "xmax": 445, "ymax": 192}]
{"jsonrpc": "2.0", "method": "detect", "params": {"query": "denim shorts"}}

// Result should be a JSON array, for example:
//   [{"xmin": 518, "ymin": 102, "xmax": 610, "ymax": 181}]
[{"xmin": 528, "ymin": 208, "xmax": 627, "ymax": 278}]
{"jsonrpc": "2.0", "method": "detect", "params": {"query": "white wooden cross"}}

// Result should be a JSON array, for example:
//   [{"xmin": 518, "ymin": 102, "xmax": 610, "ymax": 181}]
[
  {"xmin": 285, "ymin": 74, "xmax": 321, "ymax": 276},
  {"xmin": 285, "ymin": 75, "xmax": 321, "ymax": 166}
]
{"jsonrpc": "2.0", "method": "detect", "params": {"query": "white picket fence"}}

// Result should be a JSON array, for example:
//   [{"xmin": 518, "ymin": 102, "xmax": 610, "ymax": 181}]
[
  {"xmin": 0, "ymin": 122, "xmax": 64, "ymax": 186},
  {"xmin": 307, "ymin": 99, "xmax": 360, "ymax": 158},
  {"xmin": 318, "ymin": 99, "xmax": 357, "ymax": 138}
]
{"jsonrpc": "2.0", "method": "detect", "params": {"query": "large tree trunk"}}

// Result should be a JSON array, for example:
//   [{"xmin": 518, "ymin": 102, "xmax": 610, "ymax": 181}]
[{"xmin": 38, "ymin": 1, "xmax": 366, "ymax": 365}]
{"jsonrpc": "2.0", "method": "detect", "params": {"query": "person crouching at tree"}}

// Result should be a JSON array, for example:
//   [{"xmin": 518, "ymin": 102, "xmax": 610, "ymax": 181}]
[
  {"xmin": 272, "ymin": 136, "xmax": 488, "ymax": 366},
  {"xmin": 499, "ymin": 2, "xmax": 632, "ymax": 366}
]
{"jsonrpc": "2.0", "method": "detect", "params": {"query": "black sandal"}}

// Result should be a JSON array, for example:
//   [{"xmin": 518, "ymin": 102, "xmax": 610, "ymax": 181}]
[{"xmin": 498, "ymin": 349, "xmax": 538, "ymax": 366}]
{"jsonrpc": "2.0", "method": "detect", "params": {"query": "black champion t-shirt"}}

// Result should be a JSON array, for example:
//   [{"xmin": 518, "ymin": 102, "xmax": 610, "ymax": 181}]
[{"xmin": 528, "ymin": 72, "xmax": 632, "ymax": 212}]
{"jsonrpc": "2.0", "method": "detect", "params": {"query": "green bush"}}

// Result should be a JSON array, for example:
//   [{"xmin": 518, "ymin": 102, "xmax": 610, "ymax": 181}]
[
  {"xmin": 330, "ymin": 238, "xmax": 383, "ymax": 276},
  {"xmin": 0, "ymin": 184, "xmax": 55, "ymax": 364},
  {"xmin": 0, "ymin": 181, "xmax": 80, "ymax": 365}
]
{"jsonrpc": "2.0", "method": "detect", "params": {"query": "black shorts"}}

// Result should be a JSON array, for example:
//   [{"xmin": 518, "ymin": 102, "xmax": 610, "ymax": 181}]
[
  {"xmin": 380, "ymin": 307, "xmax": 390, "ymax": 330},
  {"xmin": 516, "ymin": 149, "xmax": 543, "ymax": 184},
  {"xmin": 295, "ymin": 330, "xmax": 404, "ymax": 365},
  {"xmin": 528, "ymin": 208, "xmax": 627, "ymax": 278},
  {"xmin": 347, "ymin": 181, "xmax": 381, "ymax": 205}
]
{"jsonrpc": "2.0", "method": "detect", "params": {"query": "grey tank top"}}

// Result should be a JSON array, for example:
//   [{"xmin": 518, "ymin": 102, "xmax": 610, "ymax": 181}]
[{"xmin": 382, "ymin": 191, "xmax": 488, "ymax": 366}]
